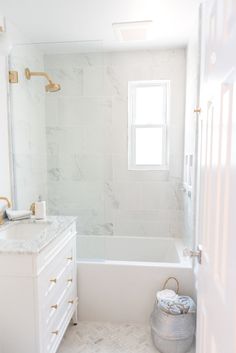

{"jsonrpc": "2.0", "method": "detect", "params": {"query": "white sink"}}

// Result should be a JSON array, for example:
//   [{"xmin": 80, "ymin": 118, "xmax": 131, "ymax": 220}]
[{"xmin": 0, "ymin": 222, "xmax": 51, "ymax": 240}]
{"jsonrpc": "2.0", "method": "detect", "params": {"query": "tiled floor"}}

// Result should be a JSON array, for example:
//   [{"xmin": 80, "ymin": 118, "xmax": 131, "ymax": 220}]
[{"xmin": 58, "ymin": 321, "xmax": 195, "ymax": 353}]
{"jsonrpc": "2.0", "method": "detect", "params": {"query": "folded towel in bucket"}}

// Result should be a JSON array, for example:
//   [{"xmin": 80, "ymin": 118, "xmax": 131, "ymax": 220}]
[
  {"xmin": 156, "ymin": 289, "xmax": 178, "ymax": 302},
  {"xmin": 159, "ymin": 296, "xmax": 196, "ymax": 315}
]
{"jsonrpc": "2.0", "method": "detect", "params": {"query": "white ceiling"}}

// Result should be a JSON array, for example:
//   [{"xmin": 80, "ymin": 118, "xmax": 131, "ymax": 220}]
[{"xmin": 0, "ymin": 0, "xmax": 199, "ymax": 51}]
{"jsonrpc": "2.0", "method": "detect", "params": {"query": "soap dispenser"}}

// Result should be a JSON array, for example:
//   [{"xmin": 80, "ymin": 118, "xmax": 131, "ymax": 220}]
[{"xmin": 33, "ymin": 196, "xmax": 46, "ymax": 220}]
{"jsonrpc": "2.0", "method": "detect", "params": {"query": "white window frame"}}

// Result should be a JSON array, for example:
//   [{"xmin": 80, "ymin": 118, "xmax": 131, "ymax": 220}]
[{"xmin": 128, "ymin": 80, "xmax": 170, "ymax": 170}]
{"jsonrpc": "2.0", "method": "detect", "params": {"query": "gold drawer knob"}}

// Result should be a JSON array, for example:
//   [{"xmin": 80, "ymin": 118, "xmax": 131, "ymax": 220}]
[
  {"xmin": 51, "ymin": 304, "xmax": 58, "ymax": 310},
  {"xmin": 67, "ymin": 256, "xmax": 73, "ymax": 261},
  {"xmin": 51, "ymin": 330, "xmax": 59, "ymax": 335},
  {"xmin": 194, "ymin": 108, "xmax": 201, "ymax": 113},
  {"xmin": 68, "ymin": 300, "xmax": 74, "ymax": 304},
  {"xmin": 50, "ymin": 278, "xmax": 57, "ymax": 284},
  {"xmin": 67, "ymin": 278, "xmax": 73, "ymax": 283}
]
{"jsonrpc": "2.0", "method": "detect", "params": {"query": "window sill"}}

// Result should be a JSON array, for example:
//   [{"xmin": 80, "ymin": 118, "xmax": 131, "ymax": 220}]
[{"xmin": 128, "ymin": 165, "xmax": 169, "ymax": 171}]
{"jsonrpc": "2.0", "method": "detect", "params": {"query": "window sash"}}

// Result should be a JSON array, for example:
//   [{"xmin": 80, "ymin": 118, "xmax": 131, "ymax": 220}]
[
  {"xmin": 131, "ymin": 81, "xmax": 168, "ymax": 125},
  {"xmin": 128, "ymin": 80, "xmax": 169, "ymax": 170},
  {"xmin": 129, "ymin": 125, "xmax": 167, "ymax": 169}
]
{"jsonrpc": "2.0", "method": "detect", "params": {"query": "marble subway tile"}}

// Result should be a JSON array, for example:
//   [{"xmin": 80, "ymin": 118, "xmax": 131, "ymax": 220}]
[
  {"xmin": 112, "ymin": 182, "xmax": 142, "ymax": 211},
  {"xmin": 42, "ymin": 49, "xmax": 187, "ymax": 240},
  {"xmin": 47, "ymin": 67, "xmax": 83, "ymax": 97},
  {"xmin": 83, "ymin": 66, "xmax": 105, "ymax": 97}
]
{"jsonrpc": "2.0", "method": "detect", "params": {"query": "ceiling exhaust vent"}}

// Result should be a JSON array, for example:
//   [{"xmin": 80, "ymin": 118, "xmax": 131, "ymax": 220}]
[{"xmin": 112, "ymin": 20, "xmax": 153, "ymax": 42}]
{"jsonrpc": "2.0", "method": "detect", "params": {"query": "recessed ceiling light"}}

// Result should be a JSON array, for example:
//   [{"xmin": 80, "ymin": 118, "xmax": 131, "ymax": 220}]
[{"xmin": 112, "ymin": 20, "xmax": 153, "ymax": 42}]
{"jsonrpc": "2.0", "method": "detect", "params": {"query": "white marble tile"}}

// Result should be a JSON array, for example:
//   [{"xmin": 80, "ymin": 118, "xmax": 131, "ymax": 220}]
[
  {"xmin": 57, "ymin": 96, "xmax": 112, "ymax": 126},
  {"xmin": 83, "ymin": 66, "xmax": 105, "ymax": 97},
  {"xmin": 112, "ymin": 210, "xmax": 172, "ymax": 238},
  {"xmin": 48, "ymin": 180, "xmax": 104, "ymax": 209},
  {"xmin": 58, "ymin": 321, "xmax": 195, "ymax": 353},
  {"xmin": 47, "ymin": 67, "xmax": 83, "ymax": 97},
  {"xmin": 55, "ymin": 154, "xmax": 112, "ymax": 182},
  {"xmin": 110, "ymin": 50, "xmax": 153, "ymax": 68},
  {"xmin": 10, "ymin": 45, "xmax": 47, "ymax": 209},
  {"xmin": 141, "ymin": 182, "xmax": 180, "ymax": 211},
  {"xmin": 111, "ymin": 96, "xmax": 128, "ymax": 127},
  {"xmin": 45, "ymin": 51, "xmax": 104, "ymax": 70},
  {"xmin": 45, "ymin": 95, "xmax": 60, "ymax": 126},
  {"xmin": 112, "ymin": 182, "xmax": 142, "ymax": 211},
  {"xmin": 83, "ymin": 125, "xmax": 112, "ymax": 154},
  {"xmin": 112, "ymin": 154, "xmax": 170, "ymax": 182},
  {"xmin": 11, "ymin": 47, "xmax": 189, "ymax": 242},
  {"xmin": 42, "ymin": 49, "xmax": 187, "ymax": 239}
]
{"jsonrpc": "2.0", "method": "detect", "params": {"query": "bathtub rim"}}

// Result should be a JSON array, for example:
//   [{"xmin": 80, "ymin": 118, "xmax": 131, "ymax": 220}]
[
  {"xmin": 77, "ymin": 259, "xmax": 192, "ymax": 269},
  {"xmin": 76, "ymin": 236, "xmax": 192, "ymax": 269}
]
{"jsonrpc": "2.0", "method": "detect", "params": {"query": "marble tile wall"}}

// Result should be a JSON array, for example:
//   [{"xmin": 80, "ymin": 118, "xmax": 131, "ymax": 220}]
[
  {"xmin": 45, "ymin": 49, "xmax": 186, "ymax": 237},
  {"xmin": 9, "ymin": 45, "xmax": 47, "ymax": 209}
]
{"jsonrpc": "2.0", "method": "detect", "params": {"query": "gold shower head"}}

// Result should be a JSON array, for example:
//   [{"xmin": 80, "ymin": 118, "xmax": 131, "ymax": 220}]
[
  {"xmin": 25, "ymin": 68, "xmax": 61, "ymax": 93},
  {"xmin": 45, "ymin": 82, "xmax": 61, "ymax": 92}
]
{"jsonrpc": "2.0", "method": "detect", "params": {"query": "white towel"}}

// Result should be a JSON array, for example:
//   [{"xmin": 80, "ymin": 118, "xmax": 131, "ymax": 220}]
[
  {"xmin": 156, "ymin": 289, "xmax": 178, "ymax": 302},
  {"xmin": 6, "ymin": 209, "xmax": 32, "ymax": 221}
]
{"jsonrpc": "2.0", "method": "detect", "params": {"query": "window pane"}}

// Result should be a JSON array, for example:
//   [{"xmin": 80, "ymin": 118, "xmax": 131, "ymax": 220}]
[
  {"xmin": 135, "ymin": 85, "xmax": 165, "ymax": 124},
  {"xmin": 135, "ymin": 127, "xmax": 163, "ymax": 165}
]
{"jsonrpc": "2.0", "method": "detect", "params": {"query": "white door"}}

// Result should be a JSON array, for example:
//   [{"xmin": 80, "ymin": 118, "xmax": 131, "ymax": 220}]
[{"xmin": 196, "ymin": 0, "xmax": 236, "ymax": 352}]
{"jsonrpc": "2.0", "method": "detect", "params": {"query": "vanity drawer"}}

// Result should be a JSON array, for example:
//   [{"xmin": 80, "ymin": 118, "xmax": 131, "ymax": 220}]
[
  {"xmin": 37, "ymin": 222, "xmax": 76, "ymax": 275},
  {"xmin": 38, "ymin": 236, "xmax": 76, "ymax": 302},
  {"xmin": 43, "ymin": 264, "xmax": 75, "ymax": 326},
  {"xmin": 44, "ymin": 285, "xmax": 77, "ymax": 353}
]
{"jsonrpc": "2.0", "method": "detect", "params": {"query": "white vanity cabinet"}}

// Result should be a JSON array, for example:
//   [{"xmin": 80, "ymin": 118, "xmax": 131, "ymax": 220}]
[{"xmin": 0, "ymin": 218, "xmax": 77, "ymax": 353}]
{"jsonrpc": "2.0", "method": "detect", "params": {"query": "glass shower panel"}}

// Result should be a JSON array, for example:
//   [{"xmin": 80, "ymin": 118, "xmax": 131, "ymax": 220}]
[{"xmin": 9, "ymin": 40, "xmax": 107, "ymax": 260}]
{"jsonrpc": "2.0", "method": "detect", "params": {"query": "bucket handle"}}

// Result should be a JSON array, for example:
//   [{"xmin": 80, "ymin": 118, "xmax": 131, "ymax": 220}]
[{"xmin": 162, "ymin": 277, "xmax": 180, "ymax": 294}]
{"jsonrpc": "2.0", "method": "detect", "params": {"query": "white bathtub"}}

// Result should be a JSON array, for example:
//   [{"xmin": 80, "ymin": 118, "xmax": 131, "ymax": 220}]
[{"xmin": 76, "ymin": 236, "xmax": 194, "ymax": 323}]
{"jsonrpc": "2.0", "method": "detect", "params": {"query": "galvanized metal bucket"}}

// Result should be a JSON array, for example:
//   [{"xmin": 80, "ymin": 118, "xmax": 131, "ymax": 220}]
[{"xmin": 150, "ymin": 277, "xmax": 196, "ymax": 353}]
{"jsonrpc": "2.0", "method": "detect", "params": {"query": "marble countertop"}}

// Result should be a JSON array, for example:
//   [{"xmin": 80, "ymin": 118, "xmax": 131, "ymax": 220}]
[{"xmin": 0, "ymin": 216, "xmax": 76, "ymax": 254}]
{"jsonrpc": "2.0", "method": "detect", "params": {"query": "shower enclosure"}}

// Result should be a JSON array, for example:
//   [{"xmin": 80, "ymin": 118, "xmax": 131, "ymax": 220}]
[{"xmin": 8, "ymin": 41, "xmax": 196, "ymax": 321}]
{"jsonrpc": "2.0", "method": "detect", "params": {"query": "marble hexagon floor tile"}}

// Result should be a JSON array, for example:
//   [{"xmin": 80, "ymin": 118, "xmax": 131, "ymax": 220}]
[{"xmin": 58, "ymin": 321, "xmax": 195, "ymax": 353}]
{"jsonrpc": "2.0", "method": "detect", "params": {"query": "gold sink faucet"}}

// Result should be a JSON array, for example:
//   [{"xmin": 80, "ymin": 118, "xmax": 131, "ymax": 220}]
[{"xmin": 0, "ymin": 197, "xmax": 12, "ymax": 225}]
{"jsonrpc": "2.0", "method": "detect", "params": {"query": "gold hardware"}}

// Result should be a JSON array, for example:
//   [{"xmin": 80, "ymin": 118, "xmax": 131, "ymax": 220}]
[
  {"xmin": 0, "ymin": 214, "xmax": 4, "ymax": 225},
  {"xmin": 51, "ymin": 330, "xmax": 59, "ymax": 335},
  {"xmin": 0, "ymin": 197, "xmax": 12, "ymax": 225},
  {"xmin": 25, "ymin": 68, "xmax": 61, "ymax": 93},
  {"xmin": 0, "ymin": 17, "xmax": 5, "ymax": 33},
  {"xmin": 67, "ymin": 256, "xmax": 73, "ymax": 261},
  {"xmin": 67, "ymin": 278, "xmax": 73, "ymax": 283},
  {"xmin": 50, "ymin": 278, "xmax": 57, "ymax": 284},
  {"xmin": 194, "ymin": 108, "xmax": 201, "ymax": 113},
  {"xmin": 51, "ymin": 304, "xmax": 58, "ymax": 310},
  {"xmin": 9, "ymin": 71, "xmax": 18, "ymax": 84},
  {"xmin": 0, "ymin": 197, "xmax": 11, "ymax": 208},
  {"xmin": 68, "ymin": 300, "xmax": 74, "ymax": 304},
  {"xmin": 30, "ymin": 203, "xmax": 36, "ymax": 215}
]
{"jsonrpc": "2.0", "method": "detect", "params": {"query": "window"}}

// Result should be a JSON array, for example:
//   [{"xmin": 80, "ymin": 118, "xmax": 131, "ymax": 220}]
[{"xmin": 128, "ymin": 80, "xmax": 169, "ymax": 170}]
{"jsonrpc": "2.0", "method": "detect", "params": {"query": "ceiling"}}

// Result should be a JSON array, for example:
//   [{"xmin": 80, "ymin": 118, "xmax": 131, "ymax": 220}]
[{"xmin": 0, "ymin": 0, "xmax": 199, "ymax": 51}]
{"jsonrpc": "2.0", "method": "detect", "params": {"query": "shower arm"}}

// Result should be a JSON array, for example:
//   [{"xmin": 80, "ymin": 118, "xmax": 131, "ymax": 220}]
[{"xmin": 25, "ymin": 68, "xmax": 53, "ymax": 83}]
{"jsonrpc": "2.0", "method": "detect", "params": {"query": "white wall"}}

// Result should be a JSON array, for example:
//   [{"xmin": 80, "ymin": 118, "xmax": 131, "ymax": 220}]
[
  {"xmin": 0, "ymin": 55, "xmax": 11, "ymax": 198},
  {"xmin": 0, "ymin": 26, "xmax": 14, "ymax": 199},
  {"xmin": 9, "ymin": 45, "xmax": 47, "ymax": 209},
  {"xmin": 45, "ymin": 49, "xmax": 186, "ymax": 237}
]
